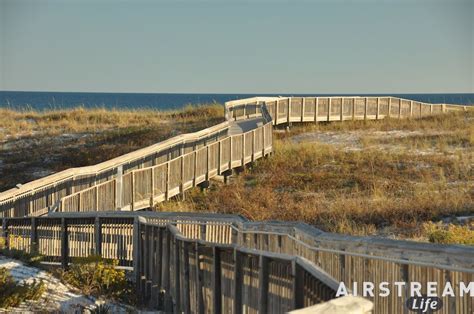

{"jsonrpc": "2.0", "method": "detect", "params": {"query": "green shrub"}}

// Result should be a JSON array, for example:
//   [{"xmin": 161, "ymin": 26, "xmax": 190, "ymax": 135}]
[
  {"xmin": 57, "ymin": 255, "xmax": 136, "ymax": 305},
  {"xmin": 0, "ymin": 267, "xmax": 46, "ymax": 309},
  {"xmin": 423, "ymin": 222, "xmax": 474, "ymax": 245}
]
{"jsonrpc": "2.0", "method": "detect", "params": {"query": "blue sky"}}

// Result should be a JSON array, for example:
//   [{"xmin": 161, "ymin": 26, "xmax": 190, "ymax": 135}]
[{"xmin": 1, "ymin": 0, "xmax": 472, "ymax": 93}]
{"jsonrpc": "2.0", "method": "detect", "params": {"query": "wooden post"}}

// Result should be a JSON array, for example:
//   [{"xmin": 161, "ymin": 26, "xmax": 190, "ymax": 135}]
[
  {"xmin": 156, "ymin": 228, "xmax": 163, "ymax": 288},
  {"xmin": 217, "ymin": 141, "xmax": 222, "ymax": 175},
  {"xmin": 339, "ymin": 252, "xmax": 346, "ymax": 282},
  {"xmin": 231, "ymin": 226, "xmax": 239, "ymax": 245},
  {"xmin": 400, "ymin": 263, "xmax": 409, "ymax": 314},
  {"xmin": 430, "ymin": 104, "xmax": 433, "ymax": 115},
  {"xmin": 352, "ymin": 98, "xmax": 356, "ymax": 120},
  {"xmin": 148, "ymin": 226, "xmax": 155, "ymax": 302},
  {"xmin": 2, "ymin": 219, "xmax": 8, "ymax": 249},
  {"xmin": 388, "ymin": 98, "xmax": 391, "ymax": 118},
  {"xmin": 258, "ymin": 255, "xmax": 269, "ymax": 313},
  {"xmin": 116, "ymin": 165, "xmax": 123, "ymax": 209},
  {"xmin": 150, "ymin": 168, "xmax": 155, "ymax": 208},
  {"xmin": 229, "ymin": 136, "xmax": 233, "ymax": 168},
  {"xmin": 233, "ymin": 250, "xmax": 243, "ymax": 314},
  {"xmin": 252, "ymin": 130, "xmax": 256, "ymax": 161},
  {"xmin": 78, "ymin": 192, "xmax": 82, "ymax": 212},
  {"xmin": 26, "ymin": 194, "xmax": 32, "ymax": 216},
  {"xmin": 410, "ymin": 101, "xmax": 413, "ymax": 117},
  {"xmin": 31, "ymin": 217, "xmax": 38, "ymax": 254},
  {"xmin": 193, "ymin": 151, "xmax": 198, "ymax": 186},
  {"xmin": 399, "ymin": 99, "xmax": 402, "ymax": 119},
  {"xmin": 148, "ymin": 226, "xmax": 158, "ymax": 308},
  {"xmin": 292, "ymin": 260, "xmax": 304, "ymax": 310},
  {"xmin": 314, "ymin": 97, "xmax": 319, "ymax": 123},
  {"xmin": 183, "ymin": 242, "xmax": 191, "ymax": 313},
  {"xmin": 140, "ymin": 224, "xmax": 146, "ymax": 297},
  {"xmin": 94, "ymin": 216, "xmax": 102, "ymax": 256},
  {"xmin": 143, "ymin": 225, "xmax": 150, "ymax": 301},
  {"xmin": 241, "ymin": 134, "xmax": 245, "ymax": 165},
  {"xmin": 195, "ymin": 242, "xmax": 204, "ymax": 314},
  {"xmin": 180, "ymin": 156, "xmax": 185, "ymax": 193},
  {"xmin": 133, "ymin": 217, "xmax": 141, "ymax": 291},
  {"xmin": 174, "ymin": 237, "xmax": 181, "ymax": 312},
  {"xmin": 301, "ymin": 97, "xmax": 305, "ymax": 122},
  {"xmin": 287, "ymin": 98, "xmax": 291, "ymax": 123},
  {"xmin": 275, "ymin": 100, "xmax": 279, "ymax": 124},
  {"xmin": 364, "ymin": 97, "xmax": 368, "ymax": 120},
  {"xmin": 163, "ymin": 229, "xmax": 171, "ymax": 294},
  {"xmin": 327, "ymin": 98, "xmax": 331, "ymax": 121},
  {"xmin": 340, "ymin": 98, "xmax": 344, "ymax": 121},
  {"xmin": 262, "ymin": 126, "xmax": 266, "ymax": 156},
  {"xmin": 212, "ymin": 247, "xmax": 222, "ymax": 313},
  {"xmin": 130, "ymin": 171, "xmax": 135, "ymax": 211},
  {"xmin": 444, "ymin": 270, "xmax": 456, "ymax": 313},
  {"xmin": 376, "ymin": 97, "xmax": 380, "ymax": 119},
  {"xmin": 200, "ymin": 223, "xmax": 206, "ymax": 241},
  {"xmin": 60, "ymin": 217, "xmax": 68, "ymax": 268},
  {"xmin": 206, "ymin": 145, "xmax": 210, "ymax": 180},
  {"xmin": 165, "ymin": 162, "xmax": 170, "ymax": 200},
  {"xmin": 95, "ymin": 186, "xmax": 99, "ymax": 211}
]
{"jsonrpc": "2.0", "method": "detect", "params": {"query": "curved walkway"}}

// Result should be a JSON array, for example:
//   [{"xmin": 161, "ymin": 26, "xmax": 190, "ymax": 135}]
[{"xmin": 0, "ymin": 96, "xmax": 469, "ymax": 218}]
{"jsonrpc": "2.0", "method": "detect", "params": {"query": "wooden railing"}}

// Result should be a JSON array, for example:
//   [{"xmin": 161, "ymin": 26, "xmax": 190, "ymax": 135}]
[
  {"xmin": 0, "ymin": 212, "xmax": 340, "ymax": 313},
  {"xmin": 1, "ymin": 96, "xmax": 469, "ymax": 218},
  {"xmin": 225, "ymin": 96, "xmax": 469, "ymax": 125},
  {"xmin": 0, "ymin": 121, "xmax": 232, "ymax": 217},
  {"xmin": 58, "ymin": 122, "xmax": 273, "ymax": 213},
  {"xmin": 1, "ymin": 212, "xmax": 473, "ymax": 313}
]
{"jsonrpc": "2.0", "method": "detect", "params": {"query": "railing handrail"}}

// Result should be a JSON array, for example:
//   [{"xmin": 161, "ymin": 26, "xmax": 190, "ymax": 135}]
[
  {"xmin": 2, "ymin": 211, "xmax": 473, "ymax": 271},
  {"xmin": 2, "ymin": 210, "xmax": 472, "ymax": 313},
  {"xmin": 58, "ymin": 118, "xmax": 273, "ymax": 209}
]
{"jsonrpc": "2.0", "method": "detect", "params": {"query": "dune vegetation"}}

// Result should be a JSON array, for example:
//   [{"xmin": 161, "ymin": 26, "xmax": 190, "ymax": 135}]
[
  {"xmin": 0, "ymin": 104, "xmax": 224, "ymax": 140},
  {"xmin": 0, "ymin": 104, "xmax": 223, "ymax": 191},
  {"xmin": 1, "ymin": 104, "xmax": 472, "ymax": 243},
  {"xmin": 156, "ymin": 110, "xmax": 474, "ymax": 243}
]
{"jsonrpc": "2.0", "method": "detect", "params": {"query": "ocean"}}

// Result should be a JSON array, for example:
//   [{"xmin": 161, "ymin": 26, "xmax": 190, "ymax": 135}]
[{"xmin": 1, "ymin": 91, "xmax": 473, "ymax": 111}]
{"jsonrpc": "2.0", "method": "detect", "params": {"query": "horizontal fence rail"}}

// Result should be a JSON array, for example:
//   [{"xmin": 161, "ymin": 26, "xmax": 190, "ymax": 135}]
[{"xmin": 1, "ymin": 212, "xmax": 473, "ymax": 313}]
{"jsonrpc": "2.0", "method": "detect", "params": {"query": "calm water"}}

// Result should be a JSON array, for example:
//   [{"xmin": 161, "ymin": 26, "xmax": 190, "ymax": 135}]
[{"xmin": 1, "ymin": 91, "xmax": 473, "ymax": 111}]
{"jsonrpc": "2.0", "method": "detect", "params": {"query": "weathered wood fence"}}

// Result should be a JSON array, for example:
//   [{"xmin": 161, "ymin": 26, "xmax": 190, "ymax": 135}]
[
  {"xmin": 1, "ymin": 212, "xmax": 340, "ymax": 313},
  {"xmin": 1, "ymin": 212, "xmax": 473, "ymax": 313},
  {"xmin": 226, "ymin": 96, "xmax": 469, "ymax": 124}
]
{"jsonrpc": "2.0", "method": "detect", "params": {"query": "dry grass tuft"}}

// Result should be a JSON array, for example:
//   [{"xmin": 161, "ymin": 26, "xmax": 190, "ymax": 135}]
[{"xmin": 0, "ymin": 103, "xmax": 224, "ymax": 140}]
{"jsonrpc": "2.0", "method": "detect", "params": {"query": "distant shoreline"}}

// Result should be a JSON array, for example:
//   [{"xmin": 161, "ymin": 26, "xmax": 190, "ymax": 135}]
[{"xmin": 1, "ymin": 91, "xmax": 474, "ymax": 110}]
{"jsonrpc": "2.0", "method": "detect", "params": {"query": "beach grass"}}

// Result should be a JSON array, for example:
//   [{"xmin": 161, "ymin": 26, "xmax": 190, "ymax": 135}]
[
  {"xmin": 0, "ymin": 103, "xmax": 224, "ymax": 141},
  {"xmin": 156, "ymin": 111, "xmax": 474, "ymax": 242},
  {"xmin": 0, "ymin": 104, "xmax": 224, "ymax": 191}
]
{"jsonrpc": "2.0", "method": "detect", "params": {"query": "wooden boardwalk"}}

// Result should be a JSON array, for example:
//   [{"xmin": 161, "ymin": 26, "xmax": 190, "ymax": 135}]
[{"xmin": 0, "ymin": 96, "xmax": 473, "ymax": 313}]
